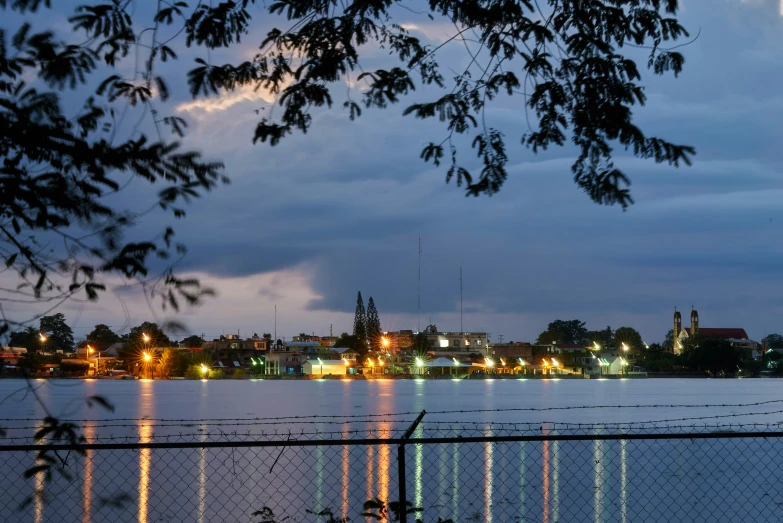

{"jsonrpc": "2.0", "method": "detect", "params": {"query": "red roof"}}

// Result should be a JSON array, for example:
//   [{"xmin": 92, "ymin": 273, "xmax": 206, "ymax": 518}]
[{"xmin": 684, "ymin": 327, "xmax": 748, "ymax": 340}]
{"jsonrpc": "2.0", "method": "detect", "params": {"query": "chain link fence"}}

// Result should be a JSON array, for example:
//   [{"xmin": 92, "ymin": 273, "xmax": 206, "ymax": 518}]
[{"xmin": 2, "ymin": 419, "xmax": 783, "ymax": 522}]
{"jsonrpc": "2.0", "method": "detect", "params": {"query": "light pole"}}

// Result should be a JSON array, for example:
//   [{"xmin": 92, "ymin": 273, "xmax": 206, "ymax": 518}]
[
  {"xmin": 87, "ymin": 344, "xmax": 100, "ymax": 376},
  {"xmin": 201, "ymin": 364, "xmax": 209, "ymax": 379},
  {"xmin": 317, "ymin": 358, "xmax": 324, "ymax": 375},
  {"xmin": 39, "ymin": 333, "xmax": 47, "ymax": 354},
  {"xmin": 143, "ymin": 352, "xmax": 153, "ymax": 379}
]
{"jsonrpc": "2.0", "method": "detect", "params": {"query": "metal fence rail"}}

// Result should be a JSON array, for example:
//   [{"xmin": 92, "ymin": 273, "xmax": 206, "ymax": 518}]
[{"xmin": 2, "ymin": 426, "xmax": 783, "ymax": 522}]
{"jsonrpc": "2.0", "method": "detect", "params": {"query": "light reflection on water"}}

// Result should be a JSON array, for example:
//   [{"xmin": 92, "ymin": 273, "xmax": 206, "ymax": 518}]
[
  {"xmin": 81, "ymin": 424, "xmax": 94, "ymax": 523},
  {"xmin": 137, "ymin": 424, "xmax": 152, "ymax": 523}
]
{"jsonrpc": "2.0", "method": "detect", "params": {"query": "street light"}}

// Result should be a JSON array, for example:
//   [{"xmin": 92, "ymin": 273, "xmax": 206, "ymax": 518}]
[
  {"xmin": 39, "ymin": 333, "xmax": 47, "ymax": 354},
  {"xmin": 87, "ymin": 344, "xmax": 100, "ymax": 376},
  {"xmin": 143, "ymin": 352, "xmax": 153, "ymax": 379},
  {"xmin": 317, "ymin": 357, "xmax": 324, "ymax": 375},
  {"xmin": 381, "ymin": 337, "xmax": 390, "ymax": 349},
  {"xmin": 622, "ymin": 343, "xmax": 629, "ymax": 352},
  {"xmin": 200, "ymin": 364, "xmax": 209, "ymax": 378}
]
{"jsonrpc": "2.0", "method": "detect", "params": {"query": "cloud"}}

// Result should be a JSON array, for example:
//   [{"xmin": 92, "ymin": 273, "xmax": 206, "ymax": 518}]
[{"xmin": 176, "ymin": 84, "xmax": 280, "ymax": 114}]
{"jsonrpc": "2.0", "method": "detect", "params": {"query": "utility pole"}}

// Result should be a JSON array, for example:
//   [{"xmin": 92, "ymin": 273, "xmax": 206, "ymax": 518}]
[
  {"xmin": 460, "ymin": 266, "xmax": 463, "ymax": 334},
  {"xmin": 498, "ymin": 334, "xmax": 504, "ymax": 345},
  {"xmin": 418, "ymin": 236, "xmax": 422, "ymax": 332},
  {"xmin": 274, "ymin": 304, "xmax": 277, "ymax": 346}
]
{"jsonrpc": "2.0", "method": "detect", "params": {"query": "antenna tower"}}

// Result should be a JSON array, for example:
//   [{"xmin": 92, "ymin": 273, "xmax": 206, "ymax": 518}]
[
  {"xmin": 460, "ymin": 266, "xmax": 463, "ymax": 334},
  {"xmin": 418, "ymin": 236, "xmax": 422, "ymax": 332}
]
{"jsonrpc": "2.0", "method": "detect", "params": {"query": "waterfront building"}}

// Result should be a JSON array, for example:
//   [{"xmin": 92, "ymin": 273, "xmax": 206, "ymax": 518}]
[
  {"xmin": 302, "ymin": 359, "xmax": 347, "ymax": 375},
  {"xmin": 672, "ymin": 308, "xmax": 757, "ymax": 356},
  {"xmin": 204, "ymin": 335, "xmax": 268, "ymax": 365},
  {"xmin": 265, "ymin": 350, "xmax": 303, "ymax": 375},
  {"xmin": 419, "ymin": 325, "xmax": 489, "ymax": 356}
]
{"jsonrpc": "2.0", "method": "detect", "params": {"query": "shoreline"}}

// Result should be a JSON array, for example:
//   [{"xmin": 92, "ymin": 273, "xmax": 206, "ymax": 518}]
[{"xmin": 1, "ymin": 373, "xmax": 762, "ymax": 381}]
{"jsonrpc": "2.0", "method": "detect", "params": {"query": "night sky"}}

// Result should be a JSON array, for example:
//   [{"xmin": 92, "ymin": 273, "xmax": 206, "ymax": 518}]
[{"xmin": 12, "ymin": 0, "xmax": 783, "ymax": 344}]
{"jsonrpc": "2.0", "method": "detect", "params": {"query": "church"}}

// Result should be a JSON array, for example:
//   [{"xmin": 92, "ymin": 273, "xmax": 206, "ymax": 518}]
[{"xmin": 672, "ymin": 308, "xmax": 756, "ymax": 357}]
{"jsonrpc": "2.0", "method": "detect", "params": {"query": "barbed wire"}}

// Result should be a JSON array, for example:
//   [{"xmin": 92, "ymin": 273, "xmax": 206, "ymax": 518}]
[{"xmin": 2, "ymin": 398, "xmax": 782, "ymax": 425}]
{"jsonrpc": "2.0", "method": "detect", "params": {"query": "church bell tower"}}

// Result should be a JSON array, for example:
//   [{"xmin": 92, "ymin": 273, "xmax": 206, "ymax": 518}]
[
  {"xmin": 673, "ymin": 308, "xmax": 682, "ymax": 339},
  {"xmin": 690, "ymin": 307, "xmax": 699, "ymax": 337}
]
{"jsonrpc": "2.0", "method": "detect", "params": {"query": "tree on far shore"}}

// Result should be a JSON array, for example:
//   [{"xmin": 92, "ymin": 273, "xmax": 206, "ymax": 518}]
[
  {"xmin": 86, "ymin": 324, "xmax": 121, "ymax": 352},
  {"xmin": 366, "ymin": 297, "xmax": 382, "ymax": 347},
  {"xmin": 353, "ymin": 292, "xmax": 367, "ymax": 344},
  {"xmin": 536, "ymin": 319, "xmax": 588, "ymax": 345}
]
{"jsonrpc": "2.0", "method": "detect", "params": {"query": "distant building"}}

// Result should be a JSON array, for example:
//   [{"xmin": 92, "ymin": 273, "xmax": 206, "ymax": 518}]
[
  {"xmin": 419, "ymin": 325, "xmax": 488, "ymax": 356},
  {"xmin": 265, "ymin": 351, "xmax": 302, "ymax": 375},
  {"xmin": 0, "ymin": 346, "xmax": 27, "ymax": 365},
  {"xmin": 303, "ymin": 360, "xmax": 346, "ymax": 376},
  {"xmin": 490, "ymin": 342, "xmax": 533, "ymax": 360},
  {"xmin": 673, "ymin": 308, "xmax": 757, "ymax": 356},
  {"xmin": 333, "ymin": 347, "xmax": 360, "ymax": 362},
  {"xmin": 203, "ymin": 337, "xmax": 268, "ymax": 365}
]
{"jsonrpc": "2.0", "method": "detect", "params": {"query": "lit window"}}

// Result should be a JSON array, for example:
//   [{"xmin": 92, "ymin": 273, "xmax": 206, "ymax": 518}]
[
  {"xmin": 465, "ymin": 339, "xmax": 470, "ymax": 346},
  {"xmin": 477, "ymin": 340, "xmax": 482, "ymax": 345}
]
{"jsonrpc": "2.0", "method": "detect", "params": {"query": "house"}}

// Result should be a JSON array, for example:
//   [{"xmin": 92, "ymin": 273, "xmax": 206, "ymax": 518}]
[
  {"xmin": 265, "ymin": 351, "xmax": 302, "ymax": 375},
  {"xmin": 0, "ymin": 346, "xmax": 27, "ymax": 365},
  {"xmin": 333, "ymin": 347, "xmax": 360, "ymax": 362},
  {"xmin": 419, "ymin": 325, "xmax": 488, "ymax": 356},
  {"xmin": 284, "ymin": 341, "xmax": 321, "ymax": 356},
  {"xmin": 490, "ymin": 343, "xmax": 533, "ymax": 359},
  {"xmin": 302, "ymin": 359, "xmax": 347, "ymax": 376},
  {"xmin": 203, "ymin": 335, "xmax": 268, "ymax": 365},
  {"xmin": 673, "ymin": 308, "xmax": 757, "ymax": 356}
]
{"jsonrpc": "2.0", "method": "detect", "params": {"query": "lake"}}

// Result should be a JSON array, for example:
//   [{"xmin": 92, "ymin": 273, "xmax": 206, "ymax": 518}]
[{"xmin": 1, "ymin": 378, "xmax": 783, "ymax": 522}]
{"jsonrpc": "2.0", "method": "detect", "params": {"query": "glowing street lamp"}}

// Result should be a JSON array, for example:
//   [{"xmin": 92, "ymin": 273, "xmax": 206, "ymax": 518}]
[
  {"xmin": 593, "ymin": 342, "xmax": 600, "ymax": 350},
  {"xmin": 142, "ymin": 333, "xmax": 150, "ymax": 343},
  {"xmin": 87, "ymin": 344, "xmax": 100, "ymax": 376},
  {"xmin": 381, "ymin": 337, "xmax": 390, "ymax": 349},
  {"xmin": 453, "ymin": 358, "xmax": 460, "ymax": 366},
  {"xmin": 200, "ymin": 364, "xmax": 209, "ymax": 378},
  {"xmin": 317, "ymin": 357, "xmax": 324, "ymax": 375},
  {"xmin": 143, "ymin": 352, "xmax": 154, "ymax": 380},
  {"xmin": 622, "ymin": 343, "xmax": 629, "ymax": 352},
  {"xmin": 485, "ymin": 357, "xmax": 494, "ymax": 368},
  {"xmin": 38, "ymin": 333, "xmax": 47, "ymax": 354}
]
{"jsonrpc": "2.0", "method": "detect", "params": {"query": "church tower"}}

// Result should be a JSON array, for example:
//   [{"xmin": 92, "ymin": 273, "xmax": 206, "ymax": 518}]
[
  {"xmin": 690, "ymin": 307, "xmax": 699, "ymax": 337},
  {"xmin": 673, "ymin": 309, "xmax": 682, "ymax": 339}
]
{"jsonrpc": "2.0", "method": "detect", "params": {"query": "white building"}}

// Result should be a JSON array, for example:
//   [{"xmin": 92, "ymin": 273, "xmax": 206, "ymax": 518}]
[{"xmin": 302, "ymin": 359, "xmax": 347, "ymax": 376}]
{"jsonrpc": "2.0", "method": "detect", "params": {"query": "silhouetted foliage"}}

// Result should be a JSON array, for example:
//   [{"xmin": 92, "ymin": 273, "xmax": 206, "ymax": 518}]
[
  {"xmin": 0, "ymin": 1, "xmax": 226, "ymax": 339},
  {"xmin": 536, "ymin": 319, "xmax": 588, "ymax": 345},
  {"xmin": 682, "ymin": 337, "xmax": 742, "ymax": 375},
  {"xmin": 8, "ymin": 326, "xmax": 40, "ymax": 352},
  {"xmin": 181, "ymin": 334, "xmax": 205, "ymax": 348},
  {"xmin": 613, "ymin": 326, "xmax": 644, "ymax": 352},
  {"xmin": 764, "ymin": 333, "xmax": 783, "ymax": 349},
  {"xmin": 366, "ymin": 296, "xmax": 382, "ymax": 347},
  {"xmin": 587, "ymin": 326, "xmax": 614, "ymax": 348},
  {"xmin": 128, "ymin": 322, "xmax": 172, "ymax": 348},
  {"xmin": 353, "ymin": 291, "xmax": 367, "ymax": 343},
  {"xmin": 85, "ymin": 323, "xmax": 120, "ymax": 351}
]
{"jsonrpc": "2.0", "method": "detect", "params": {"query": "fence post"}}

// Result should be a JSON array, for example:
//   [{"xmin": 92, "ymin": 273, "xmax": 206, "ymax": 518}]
[{"xmin": 398, "ymin": 410, "xmax": 426, "ymax": 523}]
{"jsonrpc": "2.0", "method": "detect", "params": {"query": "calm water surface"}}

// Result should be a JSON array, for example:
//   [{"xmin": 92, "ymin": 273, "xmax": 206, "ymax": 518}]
[{"xmin": 1, "ymin": 379, "xmax": 782, "ymax": 523}]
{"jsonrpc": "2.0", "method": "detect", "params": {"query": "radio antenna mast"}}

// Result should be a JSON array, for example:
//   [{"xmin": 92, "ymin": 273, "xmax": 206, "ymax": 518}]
[
  {"xmin": 418, "ymin": 235, "xmax": 422, "ymax": 332},
  {"xmin": 460, "ymin": 266, "xmax": 463, "ymax": 333}
]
